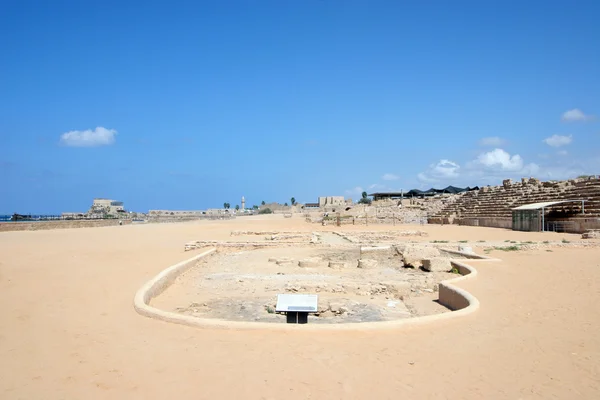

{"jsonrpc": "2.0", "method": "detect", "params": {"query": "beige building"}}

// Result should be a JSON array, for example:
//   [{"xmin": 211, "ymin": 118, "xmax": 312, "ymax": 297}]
[
  {"xmin": 318, "ymin": 196, "xmax": 346, "ymax": 207},
  {"xmin": 89, "ymin": 198, "xmax": 125, "ymax": 216}
]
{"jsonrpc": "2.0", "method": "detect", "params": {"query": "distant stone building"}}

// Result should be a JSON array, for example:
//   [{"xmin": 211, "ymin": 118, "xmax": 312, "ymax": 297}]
[
  {"xmin": 148, "ymin": 210, "xmax": 204, "ymax": 217},
  {"xmin": 318, "ymin": 196, "xmax": 346, "ymax": 207},
  {"xmin": 88, "ymin": 198, "xmax": 126, "ymax": 217}
]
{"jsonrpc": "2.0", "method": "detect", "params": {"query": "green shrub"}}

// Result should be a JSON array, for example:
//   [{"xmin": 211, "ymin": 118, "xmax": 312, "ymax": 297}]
[
  {"xmin": 258, "ymin": 208, "xmax": 273, "ymax": 214},
  {"xmin": 494, "ymin": 245, "xmax": 520, "ymax": 252}
]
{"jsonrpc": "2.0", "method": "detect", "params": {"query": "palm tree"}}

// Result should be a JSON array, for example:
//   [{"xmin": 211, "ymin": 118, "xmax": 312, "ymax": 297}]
[
  {"xmin": 261, "ymin": 200, "xmax": 266, "ymax": 206},
  {"xmin": 291, "ymin": 197, "xmax": 296, "ymax": 206},
  {"xmin": 235, "ymin": 204, "xmax": 240, "ymax": 211}
]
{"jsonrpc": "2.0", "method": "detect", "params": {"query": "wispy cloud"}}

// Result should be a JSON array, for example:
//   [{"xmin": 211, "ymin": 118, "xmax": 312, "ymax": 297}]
[
  {"xmin": 561, "ymin": 109, "xmax": 593, "ymax": 122},
  {"xmin": 59, "ymin": 127, "xmax": 117, "ymax": 147},
  {"xmin": 478, "ymin": 136, "xmax": 505, "ymax": 146},
  {"xmin": 543, "ymin": 134, "xmax": 572, "ymax": 147},
  {"xmin": 417, "ymin": 160, "xmax": 460, "ymax": 183},
  {"xmin": 418, "ymin": 148, "xmax": 540, "ymax": 185},
  {"xmin": 382, "ymin": 173, "xmax": 399, "ymax": 181},
  {"xmin": 344, "ymin": 186, "xmax": 364, "ymax": 196}
]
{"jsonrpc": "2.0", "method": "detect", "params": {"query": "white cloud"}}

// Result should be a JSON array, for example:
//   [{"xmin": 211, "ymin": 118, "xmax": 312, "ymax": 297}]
[
  {"xmin": 477, "ymin": 148, "xmax": 524, "ymax": 171},
  {"xmin": 478, "ymin": 136, "xmax": 505, "ymax": 146},
  {"xmin": 345, "ymin": 186, "xmax": 364, "ymax": 196},
  {"xmin": 417, "ymin": 159, "xmax": 460, "ymax": 183},
  {"xmin": 432, "ymin": 160, "xmax": 460, "ymax": 178},
  {"xmin": 557, "ymin": 150, "xmax": 568, "ymax": 156},
  {"xmin": 418, "ymin": 148, "xmax": 542, "ymax": 185},
  {"xmin": 59, "ymin": 127, "xmax": 117, "ymax": 147},
  {"xmin": 543, "ymin": 134, "xmax": 572, "ymax": 147},
  {"xmin": 561, "ymin": 109, "xmax": 593, "ymax": 122},
  {"xmin": 382, "ymin": 173, "xmax": 399, "ymax": 181}
]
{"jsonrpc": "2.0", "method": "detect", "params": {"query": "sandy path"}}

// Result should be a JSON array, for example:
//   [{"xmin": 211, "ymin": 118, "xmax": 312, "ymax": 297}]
[{"xmin": 1, "ymin": 216, "xmax": 599, "ymax": 399}]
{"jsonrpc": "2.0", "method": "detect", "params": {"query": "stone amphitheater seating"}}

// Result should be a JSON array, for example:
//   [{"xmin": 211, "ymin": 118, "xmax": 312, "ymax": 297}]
[{"xmin": 429, "ymin": 177, "xmax": 600, "ymax": 231}]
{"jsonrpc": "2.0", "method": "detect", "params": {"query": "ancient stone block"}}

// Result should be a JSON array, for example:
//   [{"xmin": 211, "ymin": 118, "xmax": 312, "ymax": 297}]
[
  {"xmin": 328, "ymin": 261, "xmax": 347, "ymax": 269},
  {"xmin": 275, "ymin": 258, "xmax": 294, "ymax": 266},
  {"xmin": 422, "ymin": 258, "xmax": 452, "ymax": 272},
  {"xmin": 298, "ymin": 257, "xmax": 322, "ymax": 268},
  {"xmin": 396, "ymin": 244, "xmax": 441, "ymax": 268},
  {"xmin": 357, "ymin": 259, "xmax": 378, "ymax": 269},
  {"xmin": 582, "ymin": 229, "xmax": 600, "ymax": 239}
]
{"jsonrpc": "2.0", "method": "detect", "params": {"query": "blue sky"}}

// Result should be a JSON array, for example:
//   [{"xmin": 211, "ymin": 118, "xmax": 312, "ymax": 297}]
[{"xmin": 1, "ymin": 1, "xmax": 599, "ymax": 214}]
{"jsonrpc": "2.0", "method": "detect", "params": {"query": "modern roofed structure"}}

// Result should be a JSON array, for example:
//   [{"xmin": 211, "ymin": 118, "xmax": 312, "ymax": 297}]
[
  {"xmin": 512, "ymin": 199, "xmax": 587, "ymax": 232},
  {"xmin": 369, "ymin": 186, "xmax": 478, "ymax": 201}
]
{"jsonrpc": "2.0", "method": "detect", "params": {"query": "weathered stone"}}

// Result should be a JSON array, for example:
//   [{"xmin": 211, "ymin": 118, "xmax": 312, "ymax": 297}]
[
  {"xmin": 275, "ymin": 258, "xmax": 294, "ymax": 266},
  {"xmin": 458, "ymin": 245, "xmax": 473, "ymax": 253},
  {"xmin": 357, "ymin": 259, "xmax": 378, "ymax": 269},
  {"xmin": 328, "ymin": 301, "xmax": 347, "ymax": 314},
  {"xmin": 582, "ymin": 229, "xmax": 600, "ymax": 239},
  {"xmin": 328, "ymin": 261, "xmax": 347, "ymax": 269},
  {"xmin": 360, "ymin": 245, "xmax": 393, "ymax": 259},
  {"xmin": 380, "ymin": 281, "xmax": 411, "ymax": 299},
  {"xmin": 422, "ymin": 258, "xmax": 452, "ymax": 272},
  {"xmin": 298, "ymin": 257, "xmax": 322, "ymax": 268},
  {"xmin": 317, "ymin": 302, "xmax": 330, "ymax": 313},
  {"xmin": 396, "ymin": 245, "xmax": 441, "ymax": 268}
]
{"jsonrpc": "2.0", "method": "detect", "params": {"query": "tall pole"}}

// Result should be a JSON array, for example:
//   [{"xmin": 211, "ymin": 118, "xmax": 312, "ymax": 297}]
[{"xmin": 541, "ymin": 208, "xmax": 545, "ymax": 232}]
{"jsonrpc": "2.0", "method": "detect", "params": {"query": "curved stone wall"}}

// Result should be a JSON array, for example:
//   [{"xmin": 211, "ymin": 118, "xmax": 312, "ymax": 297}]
[{"xmin": 134, "ymin": 249, "xmax": 489, "ymax": 331}]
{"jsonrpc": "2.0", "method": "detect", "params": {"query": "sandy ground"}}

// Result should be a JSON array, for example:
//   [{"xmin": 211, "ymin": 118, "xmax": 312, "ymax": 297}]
[{"xmin": 1, "ymin": 215, "xmax": 599, "ymax": 399}]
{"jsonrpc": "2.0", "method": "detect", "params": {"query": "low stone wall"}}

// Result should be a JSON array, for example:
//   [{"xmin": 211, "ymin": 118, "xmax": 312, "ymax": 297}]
[
  {"xmin": 320, "ymin": 217, "xmax": 427, "ymax": 226},
  {"xmin": 135, "ymin": 248, "xmax": 217, "ymax": 311},
  {"xmin": 0, "ymin": 219, "xmax": 132, "ymax": 232},
  {"xmin": 549, "ymin": 218, "xmax": 600, "ymax": 234},
  {"xmin": 429, "ymin": 216, "xmax": 600, "ymax": 233},
  {"xmin": 438, "ymin": 261, "xmax": 477, "ymax": 311},
  {"xmin": 457, "ymin": 218, "xmax": 512, "ymax": 229}
]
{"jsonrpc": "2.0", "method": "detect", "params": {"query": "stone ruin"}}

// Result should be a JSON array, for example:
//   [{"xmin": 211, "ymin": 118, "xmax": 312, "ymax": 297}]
[
  {"xmin": 429, "ymin": 176, "xmax": 600, "ymax": 233},
  {"xmin": 582, "ymin": 229, "xmax": 600, "ymax": 239},
  {"xmin": 175, "ymin": 230, "xmax": 477, "ymax": 324}
]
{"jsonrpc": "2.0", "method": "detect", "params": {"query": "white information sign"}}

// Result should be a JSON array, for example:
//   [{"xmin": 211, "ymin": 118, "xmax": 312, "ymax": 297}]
[{"xmin": 276, "ymin": 294, "xmax": 318, "ymax": 312}]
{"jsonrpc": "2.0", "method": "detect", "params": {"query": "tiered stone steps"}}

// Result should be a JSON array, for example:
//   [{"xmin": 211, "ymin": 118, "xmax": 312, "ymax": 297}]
[{"xmin": 430, "ymin": 177, "xmax": 600, "ymax": 222}]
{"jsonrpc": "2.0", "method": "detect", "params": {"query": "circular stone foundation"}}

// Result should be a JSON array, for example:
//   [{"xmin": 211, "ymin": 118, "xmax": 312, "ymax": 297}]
[{"xmin": 151, "ymin": 244, "xmax": 461, "ymax": 325}]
